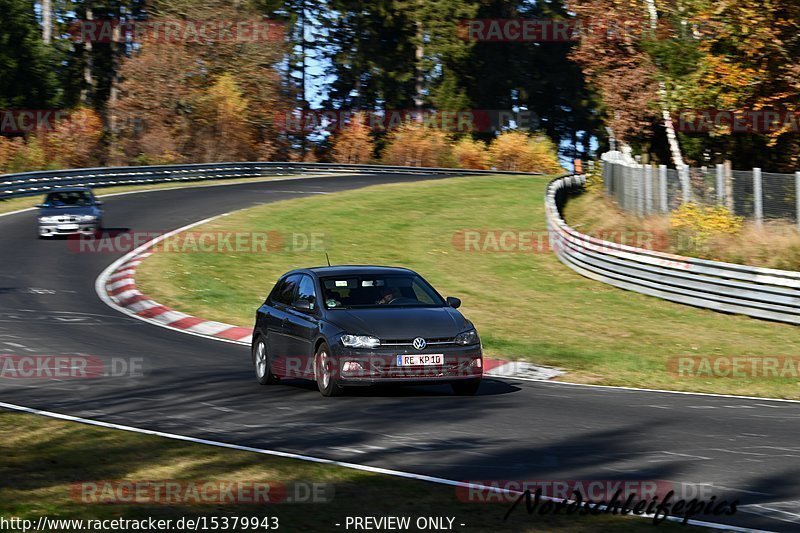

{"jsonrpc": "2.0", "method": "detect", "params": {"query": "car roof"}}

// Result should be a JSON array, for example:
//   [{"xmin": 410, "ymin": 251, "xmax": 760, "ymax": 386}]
[{"xmin": 288, "ymin": 265, "xmax": 417, "ymax": 277}]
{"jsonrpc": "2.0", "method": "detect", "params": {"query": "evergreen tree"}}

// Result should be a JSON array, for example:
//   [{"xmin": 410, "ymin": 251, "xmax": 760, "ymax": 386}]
[{"xmin": 0, "ymin": 0, "xmax": 60, "ymax": 108}]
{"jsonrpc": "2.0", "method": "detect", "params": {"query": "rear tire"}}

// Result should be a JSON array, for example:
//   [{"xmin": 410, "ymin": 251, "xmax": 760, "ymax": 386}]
[
  {"xmin": 315, "ymin": 343, "xmax": 343, "ymax": 397},
  {"xmin": 451, "ymin": 379, "xmax": 481, "ymax": 396},
  {"xmin": 253, "ymin": 337, "xmax": 278, "ymax": 385}
]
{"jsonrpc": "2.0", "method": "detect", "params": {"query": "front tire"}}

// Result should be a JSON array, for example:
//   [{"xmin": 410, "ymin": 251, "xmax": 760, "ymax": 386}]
[
  {"xmin": 451, "ymin": 379, "xmax": 481, "ymax": 396},
  {"xmin": 253, "ymin": 337, "xmax": 278, "ymax": 385},
  {"xmin": 315, "ymin": 343, "xmax": 343, "ymax": 397}
]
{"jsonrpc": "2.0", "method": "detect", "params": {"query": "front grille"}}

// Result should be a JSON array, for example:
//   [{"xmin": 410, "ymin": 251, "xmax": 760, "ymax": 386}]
[{"xmin": 380, "ymin": 337, "xmax": 456, "ymax": 347}]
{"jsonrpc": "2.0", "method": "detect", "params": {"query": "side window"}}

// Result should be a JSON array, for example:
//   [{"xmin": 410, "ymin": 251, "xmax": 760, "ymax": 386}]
[
  {"xmin": 271, "ymin": 275, "xmax": 300, "ymax": 306},
  {"xmin": 295, "ymin": 275, "xmax": 318, "ymax": 310}
]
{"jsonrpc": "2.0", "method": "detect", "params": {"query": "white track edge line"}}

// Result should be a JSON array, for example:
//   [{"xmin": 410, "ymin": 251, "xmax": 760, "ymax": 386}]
[{"xmin": 0, "ymin": 401, "xmax": 766, "ymax": 532}]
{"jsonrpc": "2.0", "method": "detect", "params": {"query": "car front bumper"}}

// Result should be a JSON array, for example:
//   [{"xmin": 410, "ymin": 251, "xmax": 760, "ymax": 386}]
[
  {"xmin": 39, "ymin": 221, "xmax": 100, "ymax": 236},
  {"xmin": 329, "ymin": 343, "xmax": 483, "ymax": 385}
]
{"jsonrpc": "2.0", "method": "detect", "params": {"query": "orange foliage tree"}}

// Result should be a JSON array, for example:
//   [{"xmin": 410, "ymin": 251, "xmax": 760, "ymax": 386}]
[
  {"xmin": 330, "ymin": 114, "xmax": 374, "ymax": 164},
  {"xmin": 568, "ymin": 0, "xmax": 661, "ymax": 145},
  {"xmin": 195, "ymin": 74, "xmax": 254, "ymax": 162},
  {"xmin": 452, "ymin": 137, "xmax": 490, "ymax": 169},
  {"xmin": 381, "ymin": 121, "xmax": 454, "ymax": 167},
  {"xmin": 109, "ymin": 1, "xmax": 287, "ymax": 165},
  {"xmin": 40, "ymin": 107, "xmax": 103, "ymax": 168},
  {"xmin": 488, "ymin": 131, "xmax": 563, "ymax": 173}
]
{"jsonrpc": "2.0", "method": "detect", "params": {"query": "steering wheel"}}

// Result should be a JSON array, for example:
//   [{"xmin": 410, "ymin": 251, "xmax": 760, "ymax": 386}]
[{"xmin": 387, "ymin": 297, "xmax": 416, "ymax": 305}]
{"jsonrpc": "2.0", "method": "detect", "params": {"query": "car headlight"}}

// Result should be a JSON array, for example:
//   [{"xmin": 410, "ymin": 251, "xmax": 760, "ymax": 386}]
[
  {"xmin": 341, "ymin": 335, "xmax": 381, "ymax": 349},
  {"xmin": 454, "ymin": 329, "xmax": 479, "ymax": 346},
  {"xmin": 76, "ymin": 215, "xmax": 97, "ymax": 222},
  {"xmin": 39, "ymin": 216, "xmax": 59, "ymax": 223}
]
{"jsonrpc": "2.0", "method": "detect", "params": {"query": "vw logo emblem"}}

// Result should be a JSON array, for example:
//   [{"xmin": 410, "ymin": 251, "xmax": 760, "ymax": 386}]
[{"xmin": 412, "ymin": 337, "xmax": 427, "ymax": 350}]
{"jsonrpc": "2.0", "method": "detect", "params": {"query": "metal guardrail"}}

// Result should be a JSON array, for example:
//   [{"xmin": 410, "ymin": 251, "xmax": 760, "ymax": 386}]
[
  {"xmin": 0, "ymin": 162, "xmax": 539, "ymax": 200},
  {"xmin": 546, "ymin": 175, "xmax": 800, "ymax": 326}
]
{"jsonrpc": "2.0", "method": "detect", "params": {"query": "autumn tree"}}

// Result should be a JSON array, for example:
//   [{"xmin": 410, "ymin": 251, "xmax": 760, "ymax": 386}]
[
  {"xmin": 672, "ymin": 0, "xmax": 800, "ymax": 171},
  {"xmin": 330, "ymin": 114, "xmax": 374, "ymax": 164},
  {"xmin": 488, "ymin": 131, "xmax": 563, "ymax": 173},
  {"xmin": 195, "ymin": 74, "xmax": 254, "ymax": 162},
  {"xmin": 110, "ymin": 0, "xmax": 288, "ymax": 164},
  {"xmin": 381, "ymin": 121, "xmax": 453, "ymax": 167},
  {"xmin": 568, "ymin": 0, "xmax": 662, "ymax": 152},
  {"xmin": 40, "ymin": 107, "xmax": 104, "ymax": 168},
  {"xmin": 452, "ymin": 137, "xmax": 489, "ymax": 169}
]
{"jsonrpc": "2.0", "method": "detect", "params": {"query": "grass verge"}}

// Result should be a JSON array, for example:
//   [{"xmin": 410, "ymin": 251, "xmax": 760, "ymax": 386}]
[
  {"xmin": 136, "ymin": 174, "xmax": 800, "ymax": 398},
  {"xmin": 0, "ymin": 410, "xmax": 690, "ymax": 532}
]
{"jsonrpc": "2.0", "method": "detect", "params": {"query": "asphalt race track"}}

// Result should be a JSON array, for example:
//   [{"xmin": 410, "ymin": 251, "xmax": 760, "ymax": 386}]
[{"xmin": 1, "ymin": 173, "xmax": 799, "ymax": 531}]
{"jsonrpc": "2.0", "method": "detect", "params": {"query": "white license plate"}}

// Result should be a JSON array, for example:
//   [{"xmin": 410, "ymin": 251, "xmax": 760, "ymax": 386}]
[
  {"xmin": 58, "ymin": 224, "xmax": 79, "ymax": 230},
  {"xmin": 396, "ymin": 354, "xmax": 444, "ymax": 366}
]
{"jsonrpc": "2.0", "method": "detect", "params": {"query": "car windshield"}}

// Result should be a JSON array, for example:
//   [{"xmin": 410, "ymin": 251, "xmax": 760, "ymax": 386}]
[
  {"xmin": 320, "ymin": 274, "xmax": 445, "ymax": 309},
  {"xmin": 44, "ymin": 191, "xmax": 93, "ymax": 207}
]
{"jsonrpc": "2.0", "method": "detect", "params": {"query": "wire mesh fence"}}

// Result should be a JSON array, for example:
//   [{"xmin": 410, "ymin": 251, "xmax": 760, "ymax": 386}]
[{"xmin": 602, "ymin": 158, "xmax": 800, "ymax": 226}]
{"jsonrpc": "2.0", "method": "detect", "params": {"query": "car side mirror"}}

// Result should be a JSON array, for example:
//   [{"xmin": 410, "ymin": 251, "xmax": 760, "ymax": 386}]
[
  {"xmin": 95, "ymin": 200, "xmax": 103, "ymax": 206},
  {"xmin": 446, "ymin": 296, "xmax": 461, "ymax": 309},
  {"xmin": 294, "ymin": 299, "xmax": 314, "ymax": 311}
]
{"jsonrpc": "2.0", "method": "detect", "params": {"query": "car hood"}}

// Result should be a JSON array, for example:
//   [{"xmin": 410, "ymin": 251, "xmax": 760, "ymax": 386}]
[
  {"xmin": 39, "ymin": 206, "xmax": 98, "ymax": 217},
  {"xmin": 327, "ymin": 307, "xmax": 470, "ymax": 339}
]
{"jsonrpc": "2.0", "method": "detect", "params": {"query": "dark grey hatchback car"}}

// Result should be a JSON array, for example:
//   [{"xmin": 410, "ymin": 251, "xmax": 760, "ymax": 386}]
[{"xmin": 252, "ymin": 266, "xmax": 483, "ymax": 396}]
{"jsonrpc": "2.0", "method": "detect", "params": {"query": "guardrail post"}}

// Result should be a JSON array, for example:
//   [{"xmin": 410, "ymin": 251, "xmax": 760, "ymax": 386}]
[
  {"xmin": 644, "ymin": 165, "xmax": 653, "ymax": 215},
  {"xmin": 795, "ymin": 171, "xmax": 800, "ymax": 230},
  {"xmin": 680, "ymin": 165, "xmax": 691, "ymax": 204},
  {"xmin": 659, "ymin": 164, "xmax": 668, "ymax": 213},
  {"xmin": 716, "ymin": 163, "xmax": 724, "ymax": 205},
  {"xmin": 753, "ymin": 167, "xmax": 763, "ymax": 227}
]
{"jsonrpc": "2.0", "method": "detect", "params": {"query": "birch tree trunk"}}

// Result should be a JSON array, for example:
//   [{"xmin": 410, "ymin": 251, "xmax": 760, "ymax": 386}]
[
  {"xmin": 644, "ymin": 0, "xmax": 684, "ymax": 168},
  {"xmin": 42, "ymin": 0, "xmax": 52, "ymax": 44},
  {"xmin": 82, "ymin": 5, "xmax": 95, "ymax": 105}
]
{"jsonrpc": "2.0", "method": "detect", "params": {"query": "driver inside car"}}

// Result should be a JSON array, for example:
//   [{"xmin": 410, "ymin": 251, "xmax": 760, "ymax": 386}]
[{"xmin": 376, "ymin": 286, "xmax": 401, "ymax": 305}]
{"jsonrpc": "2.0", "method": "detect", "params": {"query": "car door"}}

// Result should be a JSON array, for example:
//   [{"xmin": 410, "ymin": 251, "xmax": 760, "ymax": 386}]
[
  {"xmin": 284, "ymin": 274, "xmax": 320, "ymax": 379},
  {"xmin": 264, "ymin": 274, "xmax": 301, "ymax": 375}
]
